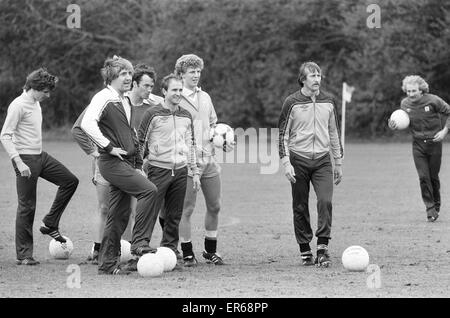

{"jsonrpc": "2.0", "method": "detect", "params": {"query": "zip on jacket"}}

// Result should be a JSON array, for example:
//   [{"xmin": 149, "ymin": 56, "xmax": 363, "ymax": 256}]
[
  {"xmin": 138, "ymin": 104, "xmax": 198, "ymax": 175},
  {"xmin": 80, "ymin": 86, "xmax": 143, "ymax": 169},
  {"xmin": 278, "ymin": 90, "xmax": 343, "ymax": 166}
]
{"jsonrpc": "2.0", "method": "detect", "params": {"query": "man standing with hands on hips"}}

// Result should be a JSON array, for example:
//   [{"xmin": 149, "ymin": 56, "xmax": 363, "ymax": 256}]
[
  {"xmin": 278, "ymin": 61, "xmax": 343, "ymax": 268},
  {"xmin": 81, "ymin": 56, "xmax": 159, "ymax": 275}
]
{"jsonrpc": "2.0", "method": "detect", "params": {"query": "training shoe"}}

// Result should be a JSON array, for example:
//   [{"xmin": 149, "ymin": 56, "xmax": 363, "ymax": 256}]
[
  {"xmin": 39, "ymin": 225, "xmax": 66, "ymax": 243},
  {"xmin": 315, "ymin": 251, "xmax": 332, "ymax": 268},
  {"xmin": 183, "ymin": 255, "xmax": 198, "ymax": 267},
  {"xmin": 86, "ymin": 249, "xmax": 99, "ymax": 265},
  {"xmin": 175, "ymin": 250, "xmax": 183, "ymax": 260},
  {"xmin": 119, "ymin": 258, "xmax": 138, "ymax": 272},
  {"xmin": 427, "ymin": 209, "xmax": 439, "ymax": 222},
  {"xmin": 202, "ymin": 251, "xmax": 225, "ymax": 265},
  {"xmin": 16, "ymin": 257, "xmax": 40, "ymax": 265},
  {"xmin": 132, "ymin": 246, "xmax": 156, "ymax": 256},
  {"xmin": 300, "ymin": 251, "xmax": 315, "ymax": 266},
  {"xmin": 111, "ymin": 267, "xmax": 132, "ymax": 275}
]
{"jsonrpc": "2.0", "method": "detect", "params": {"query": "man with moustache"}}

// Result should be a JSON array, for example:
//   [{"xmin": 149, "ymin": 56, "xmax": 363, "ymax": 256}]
[
  {"xmin": 81, "ymin": 56, "xmax": 159, "ymax": 275},
  {"xmin": 278, "ymin": 61, "xmax": 343, "ymax": 268},
  {"xmin": 389, "ymin": 75, "xmax": 450, "ymax": 222}
]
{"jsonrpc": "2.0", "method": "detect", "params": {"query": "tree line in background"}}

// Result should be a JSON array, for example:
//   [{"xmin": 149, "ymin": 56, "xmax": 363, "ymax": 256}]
[{"xmin": 1, "ymin": 0, "xmax": 449, "ymax": 138}]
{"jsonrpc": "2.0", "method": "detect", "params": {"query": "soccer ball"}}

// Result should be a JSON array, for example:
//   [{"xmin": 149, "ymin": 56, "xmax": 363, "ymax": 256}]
[
  {"xmin": 120, "ymin": 239, "xmax": 133, "ymax": 262},
  {"xmin": 155, "ymin": 247, "xmax": 177, "ymax": 272},
  {"xmin": 137, "ymin": 253, "xmax": 164, "ymax": 277},
  {"xmin": 342, "ymin": 245, "xmax": 370, "ymax": 271},
  {"xmin": 390, "ymin": 109, "xmax": 410, "ymax": 130},
  {"xmin": 49, "ymin": 236, "xmax": 74, "ymax": 259},
  {"xmin": 210, "ymin": 123, "xmax": 235, "ymax": 148}
]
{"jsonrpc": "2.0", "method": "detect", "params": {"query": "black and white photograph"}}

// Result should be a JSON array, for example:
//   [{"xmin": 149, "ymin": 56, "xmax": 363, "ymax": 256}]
[{"xmin": 1, "ymin": 0, "xmax": 450, "ymax": 304}]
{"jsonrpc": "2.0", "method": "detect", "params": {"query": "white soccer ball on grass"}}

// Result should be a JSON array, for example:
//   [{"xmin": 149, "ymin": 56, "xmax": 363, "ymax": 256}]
[
  {"xmin": 49, "ymin": 236, "xmax": 74, "ymax": 259},
  {"xmin": 137, "ymin": 253, "xmax": 164, "ymax": 277},
  {"xmin": 120, "ymin": 239, "xmax": 133, "ymax": 262},
  {"xmin": 155, "ymin": 247, "xmax": 177, "ymax": 272},
  {"xmin": 342, "ymin": 245, "xmax": 370, "ymax": 271}
]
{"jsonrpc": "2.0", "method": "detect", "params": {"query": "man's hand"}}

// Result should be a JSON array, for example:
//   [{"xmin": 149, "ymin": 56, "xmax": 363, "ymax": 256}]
[
  {"xmin": 90, "ymin": 150, "xmax": 100, "ymax": 158},
  {"xmin": 193, "ymin": 174, "xmax": 201, "ymax": 191},
  {"xmin": 136, "ymin": 169, "xmax": 146, "ymax": 177},
  {"xmin": 388, "ymin": 119, "xmax": 398, "ymax": 130},
  {"xmin": 284, "ymin": 162, "xmax": 296, "ymax": 183},
  {"xmin": 15, "ymin": 159, "xmax": 31, "ymax": 178},
  {"xmin": 433, "ymin": 127, "xmax": 448, "ymax": 142},
  {"xmin": 334, "ymin": 164, "xmax": 343, "ymax": 185},
  {"xmin": 223, "ymin": 141, "xmax": 236, "ymax": 152},
  {"xmin": 110, "ymin": 147, "xmax": 127, "ymax": 160}
]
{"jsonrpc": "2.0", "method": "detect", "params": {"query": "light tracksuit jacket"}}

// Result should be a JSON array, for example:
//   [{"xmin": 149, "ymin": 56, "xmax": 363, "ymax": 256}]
[
  {"xmin": 278, "ymin": 90, "xmax": 343, "ymax": 165},
  {"xmin": 137, "ymin": 104, "xmax": 199, "ymax": 176}
]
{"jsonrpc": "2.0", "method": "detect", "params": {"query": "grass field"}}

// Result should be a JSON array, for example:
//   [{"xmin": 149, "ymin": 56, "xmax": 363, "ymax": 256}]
[{"xmin": 1, "ymin": 140, "xmax": 450, "ymax": 298}]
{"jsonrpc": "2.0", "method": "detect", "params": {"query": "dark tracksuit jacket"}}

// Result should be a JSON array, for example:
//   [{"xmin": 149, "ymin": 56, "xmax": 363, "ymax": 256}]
[
  {"xmin": 278, "ymin": 89, "xmax": 343, "ymax": 246},
  {"xmin": 400, "ymin": 93, "xmax": 450, "ymax": 214},
  {"xmin": 72, "ymin": 108, "xmax": 96, "ymax": 156},
  {"xmin": 138, "ymin": 104, "xmax": 199, "ymax": 253},
  {"xmin": 81, "ymin": 85, "xmax": 159, "ymax": 274}
]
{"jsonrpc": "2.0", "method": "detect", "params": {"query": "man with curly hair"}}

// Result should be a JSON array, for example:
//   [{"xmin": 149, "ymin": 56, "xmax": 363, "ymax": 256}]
[
  {"xmin": 1, "ymin": 68, "xmax": 79, "ymax": 265},
  {"xmin": 389, "ymin": 75, "xmax": 450, "ymax": 222},
  {"xmin": 174, "ymin": 54, "xmax": 233, "ymax": 266}
]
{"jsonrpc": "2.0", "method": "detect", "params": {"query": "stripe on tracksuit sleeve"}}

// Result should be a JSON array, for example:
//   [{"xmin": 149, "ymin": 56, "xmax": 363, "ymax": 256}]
[
  {"xmin": 80, "ymin": 94, "xmax": 112, "ymax": 151},
  {"xmin": 186, "ymin": 113, "xmax": 199, "ymax": 175},
  {"xmin": 71, "ymin": 109, "xmax": 96, "ymax": 156},
  {"xmin": 278, "ymin": 98, "xmax": 294, "ymax": 164},
  {"xmin": 175, "ymin": 110, "xmax": 199, "ymax": 175},
  {"xmin": 137, "ymin": 107, "xmax": 157, "ymax": 160},
  {"xmin": 329, "ymin": 99, "xmax": 344, "ymax": 162}
]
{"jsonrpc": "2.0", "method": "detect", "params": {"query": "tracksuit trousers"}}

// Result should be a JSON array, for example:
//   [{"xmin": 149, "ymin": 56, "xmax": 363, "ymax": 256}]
[
  {"xmin": 289, "ymin": 151, "xmax": 333, "ymax": 245},
  {"xmin": 12, "ymin": 152, "xmax": 79, "ymax": 260},
  {"xmin": 97, "ymin": 156, "xmax": 158, "ymax": 274},
  {"xmin": 412, "ymin": 138, "xmax": 442, "ymax": 214},
  {"xmin": 147, "ymin": 165, "xmax": 187, "ymax": 254}
]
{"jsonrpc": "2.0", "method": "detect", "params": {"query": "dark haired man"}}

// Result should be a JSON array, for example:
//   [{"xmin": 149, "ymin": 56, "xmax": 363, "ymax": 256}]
[
  {"xmin": 278, "ymin": 61, "xmax": 343, "ymax": 268},
  {"xmin": 1, "ymin": 68, "xmax": 79, "ymax": 265},
  {"xmin": 122, "ymin": 63, "xmax": 164, "ymax": 242}
]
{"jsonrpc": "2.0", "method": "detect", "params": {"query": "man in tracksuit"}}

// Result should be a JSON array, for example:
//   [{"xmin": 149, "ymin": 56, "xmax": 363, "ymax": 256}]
[
  {"xmin": 122, "ymin": 63, "xmax": 164, "ymax": 242},
  {"xmin": 389, "ymin": 75, "xmax": 450, "ymax": 222},
  {"xmin": 278, "ymin": 61, "xmax": 343, "ymax": 267},
  {"xmin": 130, "ymin": 74, "xmax": 200, "ymax": 271},
  {"xmin": 81, "ymin": 56, "xmax": 158, "ymax": 275}
]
